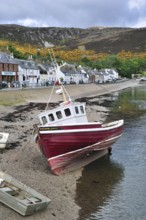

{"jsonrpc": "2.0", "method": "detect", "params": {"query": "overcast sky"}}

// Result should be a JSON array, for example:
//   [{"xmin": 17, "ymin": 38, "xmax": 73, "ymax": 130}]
[{"xmin": 0, "ymin": 0, "xmax": 146, "ymax": 28}]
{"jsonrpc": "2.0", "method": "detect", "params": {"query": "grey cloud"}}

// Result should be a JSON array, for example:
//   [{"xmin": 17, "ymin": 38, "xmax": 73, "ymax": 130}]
[{"xmin": 0, "ymin": 0, "xmax": 146, "ymax": 28}]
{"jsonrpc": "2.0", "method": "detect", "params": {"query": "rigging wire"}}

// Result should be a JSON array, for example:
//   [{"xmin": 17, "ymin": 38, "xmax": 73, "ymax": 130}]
[{"xmin": 44, "ymin": 48, "xmax": 72, "ymax": 110}]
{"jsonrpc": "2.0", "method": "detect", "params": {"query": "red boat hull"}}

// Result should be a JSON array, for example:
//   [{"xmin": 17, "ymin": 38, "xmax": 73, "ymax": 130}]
[
  {"xmin": 47, "ymin": 135, "xmax": 121, "ymax": 175},
  {"xmin": 36, "ymin": 120, "xmax": 124, "ymax": 175}
]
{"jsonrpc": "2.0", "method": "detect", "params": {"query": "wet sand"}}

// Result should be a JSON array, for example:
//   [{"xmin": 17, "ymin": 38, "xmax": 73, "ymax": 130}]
[{"xmin": 0, "ymin": 79, "xmax": 138, "ymax": 220}]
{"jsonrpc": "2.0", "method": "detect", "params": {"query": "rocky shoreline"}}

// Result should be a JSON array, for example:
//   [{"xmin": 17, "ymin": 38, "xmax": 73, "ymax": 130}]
[{"xmin": 0, "ymin": 80, "xmax": 138, "ymax": 220}]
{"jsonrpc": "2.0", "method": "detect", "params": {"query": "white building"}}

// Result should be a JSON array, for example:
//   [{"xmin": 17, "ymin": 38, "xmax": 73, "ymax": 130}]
[
  {"xmin": 104, "ymin": 69, "xmax": 119, "ymax": 81},
  {"xmin": 94, "ymin": 68, "xmax": 119, "ymax": 83},
  {"xmin": 60, "ymin": 63, "xmax": 89, "ymax": 84},
  {"xmin": 15, "ymin": 59, "xmax": 40, "ymax": 87},
  {"xmin": 38, "ymin": 63, "xmax": 65, "ymax": 85}
]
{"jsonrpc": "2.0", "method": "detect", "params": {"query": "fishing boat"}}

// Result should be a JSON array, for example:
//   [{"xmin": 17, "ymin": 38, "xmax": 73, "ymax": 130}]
[
  {"xmin": 34, "ymin": 49, "xmax": 124, "ymax": 175},
  {"xmin": 0, "ymin": 171, "xmax": 51, "ymax": 216},
  {"xmin": 0, "ymin": 132, "xmax": 9, "ymax": 149}
]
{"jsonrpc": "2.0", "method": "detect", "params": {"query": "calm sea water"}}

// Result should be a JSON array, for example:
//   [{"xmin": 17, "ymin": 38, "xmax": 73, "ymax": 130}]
[{"xmin": 76, "ymin": 85, "xmax": 146, "ymax": 220}]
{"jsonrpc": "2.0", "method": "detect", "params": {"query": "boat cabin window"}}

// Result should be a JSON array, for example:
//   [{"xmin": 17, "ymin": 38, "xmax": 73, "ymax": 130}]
[
  {"xmin": 75, "ymin": 106, "xmax": 79, "ymax": 114},
  {"xmin": 80, "ymin": 105, "xmax": 84, "ymax": 114},
  {"xmin": 64, "ymin": 108, "xmax": 71, "ymax": 117},
  {"xmin": 56, "ymin": 111, "xmax": 62, "ymax": 119},
  {"xmin": 42, "ymin": 116, "xmax": 47, "ymax": 125},
  {"xmin": 48, "ymin": 113, "xmax": 55, "ymax": 122}
]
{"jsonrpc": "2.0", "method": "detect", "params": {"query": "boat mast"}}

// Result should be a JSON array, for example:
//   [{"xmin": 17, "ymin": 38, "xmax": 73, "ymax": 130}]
[{"xmin": 45, "ymin": 46, "xmax": 72, "ymax": 111}]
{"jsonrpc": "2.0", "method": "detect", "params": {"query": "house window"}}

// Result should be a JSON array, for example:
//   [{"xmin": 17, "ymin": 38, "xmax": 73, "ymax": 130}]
[
  {"xmin": 80, "ymin": 106, "xmax": 84, "ymax": 114},
  {"xmin": 8, "ymin": 64, "xmax": 13, "ymax": 71},
  {"xmin": 75, "ymin": 106, "xmax": 79, "ymax": 114},
  {"xmin": 56, "ymin": 111, "xmax": 62, "ymax": 119},
  {"xmin": 41, "ymin": 116, "xmax": 47, "ymax": 125},
  {"xmin": 0, "ymin": 64, "xmax": 2, "ymax": 71},
  {"xmin": 4, "ymin": 63, "xmax": 8, "ymax": 71},
  {"xmin": 64, "ymin": 108, "xmax": 71, "ymax": 117},
  {"xmin": 48, "ymin": 113, "xmax": 55, "ymax": 122}
]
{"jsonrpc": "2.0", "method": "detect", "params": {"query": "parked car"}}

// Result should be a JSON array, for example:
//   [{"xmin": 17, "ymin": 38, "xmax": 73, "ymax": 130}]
[
  {"xmin": 21, "ymin": 81, "xmax": 28, "ymax": 87},
  {"xmin": 139, "ymin": 77, "xmax": 146, "ymax": 82},
  {"xmin": 11, "ymin": 81, "xmax": 20, "ymax": 88},
  {"xmin": 45, "ymin": 81, "xmax": 52, "ymax": 86},
  {"xmin": 0, "ymin": 81, "xmax": 8, "ymax": 89},
  {"xmin": 54, "ymin": 81, "xmax": 60, "ymax": 85},
  {"xmin": 70, "ymin": 81, "xmax": 76, "ymax": 84},
  {"xmin": 79, "ymin": 80, "xmax": 84, "ymax": 84},
  {"xmin": 62, "ymin": 81, "xmax": 67, "ymax": 85}
]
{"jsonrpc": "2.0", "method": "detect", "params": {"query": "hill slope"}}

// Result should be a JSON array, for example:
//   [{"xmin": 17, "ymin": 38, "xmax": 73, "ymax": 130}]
[{"xmin": 0, "ymin": 25, "xmax": 146, "ymax": 53}]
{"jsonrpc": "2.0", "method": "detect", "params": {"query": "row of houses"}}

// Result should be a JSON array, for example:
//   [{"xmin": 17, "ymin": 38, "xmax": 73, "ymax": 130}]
[{"xmin": 0, "ymin": 52, "xmax": 119, "ymax": 88}]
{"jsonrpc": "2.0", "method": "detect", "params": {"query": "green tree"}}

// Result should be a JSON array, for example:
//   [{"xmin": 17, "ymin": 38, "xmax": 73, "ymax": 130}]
[
  {"xmin": 101, "ymin": 55, "xmax": 121, "ymax": 69},
  {"xmin": 8, "ymin": 44, "xmax": 27, "ymax": 59}
]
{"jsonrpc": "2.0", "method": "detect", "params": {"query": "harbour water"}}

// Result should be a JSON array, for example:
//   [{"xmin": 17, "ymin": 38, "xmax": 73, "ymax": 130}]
[{"xmin": 76, "ymin": 85, "xmax": 146, "ymax": 220}]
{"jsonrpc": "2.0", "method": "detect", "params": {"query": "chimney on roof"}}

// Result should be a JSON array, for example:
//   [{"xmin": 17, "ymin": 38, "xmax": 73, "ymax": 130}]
[
  {"xmin": 10, "ymin": 53, "xmax": 14, "ymax": 59},
  {"xmin": 28, "ymin": 55, "xmax": 33, "ymax": 61}
]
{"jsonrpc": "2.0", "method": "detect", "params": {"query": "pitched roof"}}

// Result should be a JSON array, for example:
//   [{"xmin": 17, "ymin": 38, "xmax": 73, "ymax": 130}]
[
  {"xmin": 14, "ymin": 58, "xmax": 39, "ymax": 70},
  {"xmin": 0, "ymin": 52, "xmax": 17, "ymax": 64},
  {"xmin": 0, "ymin": 52, "xmax": 39, "ymax": 70}
]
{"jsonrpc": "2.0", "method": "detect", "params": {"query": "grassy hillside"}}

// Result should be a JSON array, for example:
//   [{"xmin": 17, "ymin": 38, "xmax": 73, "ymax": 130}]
[
  {"xmin": 0, "ymin": 25, "xmax": 146, "ymax": 54},
  {"xmin": 1, "ymin": 25, "xmax": 146, "ymax": 64}
]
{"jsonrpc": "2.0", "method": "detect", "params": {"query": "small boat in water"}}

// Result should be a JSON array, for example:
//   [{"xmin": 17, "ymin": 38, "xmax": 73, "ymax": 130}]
[
  {"xmin": 34, "ymin": 49, "xmax": 124, "ymax": 175},
  {"xmin": 0, "ymin": 132, "xmax": 9, "ymax": 149},
  {"xmin": 0, "ymin": 171, "xmax": 51, "ymax": 216}
]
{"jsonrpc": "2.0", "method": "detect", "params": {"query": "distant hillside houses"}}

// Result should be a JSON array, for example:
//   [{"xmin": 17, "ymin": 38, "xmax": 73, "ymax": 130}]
[
  {"xmin": 94, "ymin": 68, "xmax": 119, "ymax": 83},
  {"xmin": 0, "ymin": 52, "xmax": 119, "ymax": 88}
]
